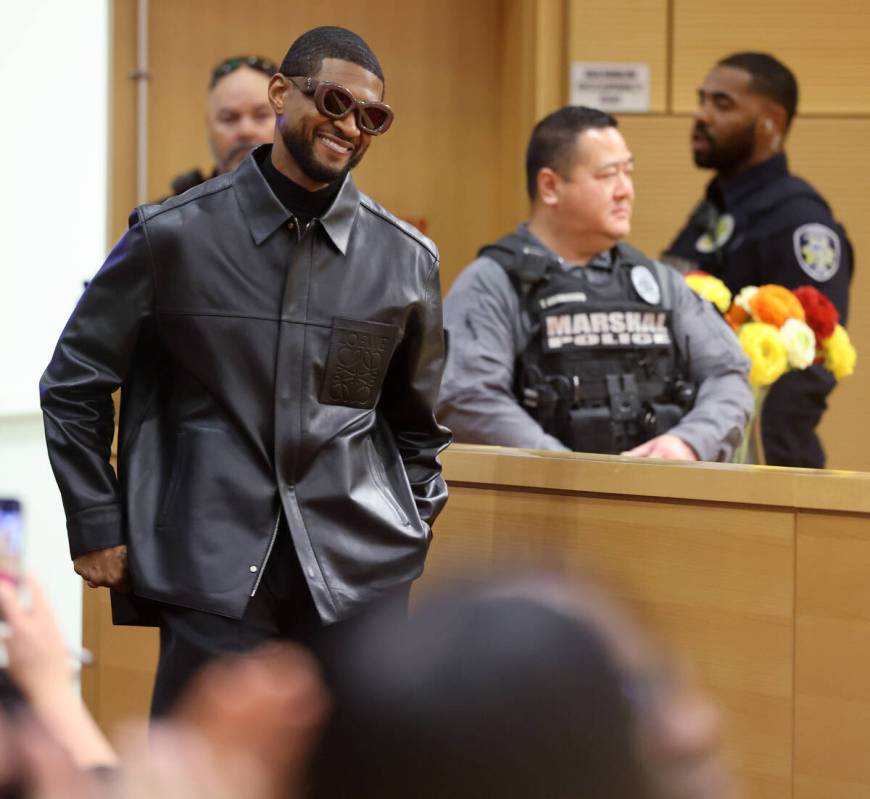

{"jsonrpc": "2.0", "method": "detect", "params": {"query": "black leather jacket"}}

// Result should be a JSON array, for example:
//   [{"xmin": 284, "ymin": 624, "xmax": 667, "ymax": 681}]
[{"xmin": 40, "ymin": 146, "xmax": 451, "ymax": 624}]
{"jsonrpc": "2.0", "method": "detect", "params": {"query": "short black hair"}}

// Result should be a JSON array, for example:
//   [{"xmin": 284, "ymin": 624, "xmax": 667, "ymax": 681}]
[
  {"xmin": 279, "ymin": 26, "xmax": 384, "ymax": 84},
  {"xmin": 526, "ymin": 106, "xmax": 618, "ymax": 200},
  {"xmin": 718, "ymin": 52, "xmax": 799, "ymax": 127},
  {"xmin": 209, "ymin": 55, "xmax": 277, "ymax": 90}
]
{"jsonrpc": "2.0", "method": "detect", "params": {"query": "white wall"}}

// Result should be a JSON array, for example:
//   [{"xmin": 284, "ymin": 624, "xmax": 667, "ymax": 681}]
[{"xmin": 0, "ymin": 0, "xmax": 109, "ymax": 656}]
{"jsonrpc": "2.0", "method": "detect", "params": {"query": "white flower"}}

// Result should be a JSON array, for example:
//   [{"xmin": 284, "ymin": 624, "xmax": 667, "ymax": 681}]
[
  {"xmin": 779, "ymin": 318, "xmax": 817, "ymax": 370},
  {"xmin": 734, "ymin": 285, "xmax": 759, "ymax": 316}
]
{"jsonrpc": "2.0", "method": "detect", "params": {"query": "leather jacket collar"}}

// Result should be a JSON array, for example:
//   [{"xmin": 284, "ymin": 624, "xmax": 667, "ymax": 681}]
[{"xmin": 234, "ymin": 144, "xmax": 360, "ymax": 254}]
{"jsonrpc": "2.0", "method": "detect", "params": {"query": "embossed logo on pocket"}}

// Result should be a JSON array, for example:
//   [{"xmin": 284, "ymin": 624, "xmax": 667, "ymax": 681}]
[{"xmin": 320, "ymin": 318, "xmax": 399, "ymax": 409}]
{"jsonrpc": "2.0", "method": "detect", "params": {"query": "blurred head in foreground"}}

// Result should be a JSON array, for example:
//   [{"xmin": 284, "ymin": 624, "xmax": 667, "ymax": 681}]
[{"xmin": 310, "ymin": 576, "xmax": 733, "ymax": 799}]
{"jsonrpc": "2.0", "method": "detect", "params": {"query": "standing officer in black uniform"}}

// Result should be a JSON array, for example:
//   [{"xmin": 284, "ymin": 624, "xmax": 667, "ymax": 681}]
[
  {"xmin": 665, "ymin": 52, "xmax": 853, "ymax": 467},
  {"xmin": 438, "ymin": 107, "xmax": 752, "ymax": 462}
]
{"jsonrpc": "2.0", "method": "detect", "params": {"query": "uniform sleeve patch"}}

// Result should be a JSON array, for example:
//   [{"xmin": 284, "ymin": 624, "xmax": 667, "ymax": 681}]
[
  {"xmin": 793, "ymin": 223, "xmax": 841, "ymax": 282},
  {"xmin": 694, "ymin": 213, "xmax": 734, "ymax": 254}
]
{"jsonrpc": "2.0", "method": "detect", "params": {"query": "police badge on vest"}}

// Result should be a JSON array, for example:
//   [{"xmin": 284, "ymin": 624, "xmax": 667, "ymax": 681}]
[{"xmin": 480, "ymin": 235, "xmax": 696, "ymax": 454}]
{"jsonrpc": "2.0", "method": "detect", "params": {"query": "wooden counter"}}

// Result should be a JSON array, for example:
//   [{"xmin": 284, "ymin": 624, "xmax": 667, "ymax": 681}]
[{"xmin": 83, "ymin": 445, "xmax": 870, "ymax": 799}]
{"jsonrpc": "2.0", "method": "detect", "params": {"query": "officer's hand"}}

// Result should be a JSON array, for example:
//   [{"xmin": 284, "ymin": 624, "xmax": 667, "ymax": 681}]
[
  {"xmin": 622, "ymin": 434, "xmax": 698, "ymax": 461},
  {"xmin": 73, "ymin": 545, "xmax": 130, "ymax": 592}
]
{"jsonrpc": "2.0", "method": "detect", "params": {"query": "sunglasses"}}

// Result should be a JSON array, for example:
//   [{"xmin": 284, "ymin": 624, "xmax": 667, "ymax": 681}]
[
  {"xmin": 210, "ymin": 55, "xmax": 277, "ymax": 88},
  {"xmin": 287, "ymin": 76, "xmax": 394, "ymax": 136}
]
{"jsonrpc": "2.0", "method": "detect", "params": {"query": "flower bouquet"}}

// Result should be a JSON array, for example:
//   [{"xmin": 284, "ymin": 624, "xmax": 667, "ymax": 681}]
[{"xmin": 684, "ymin": 272, "xmax": 856, "ymax": 463}]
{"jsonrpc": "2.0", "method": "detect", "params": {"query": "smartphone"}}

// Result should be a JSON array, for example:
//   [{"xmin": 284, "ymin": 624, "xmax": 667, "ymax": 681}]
[{"xmin": 0, "ymin": 499, "xmax": 23, "ymax": 587}]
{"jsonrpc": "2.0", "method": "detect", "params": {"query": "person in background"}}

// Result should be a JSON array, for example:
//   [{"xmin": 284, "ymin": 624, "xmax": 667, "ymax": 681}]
[
  {"xmin": 169, "ymin": 54, "xmax": 277, "ymax": 196},
  {"xmin": 664, "ymin": 52, "xmax": 853, "ymax": 467},
  {"xmin": 439, "ymin": 106, "xmax": 752, "ymax": 461}
]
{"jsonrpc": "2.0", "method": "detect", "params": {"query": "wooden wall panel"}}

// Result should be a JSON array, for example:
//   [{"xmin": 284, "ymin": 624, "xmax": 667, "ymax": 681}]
[
  {"xmin": 108, "ymin": 0, "xmax": 138, "ymax": 245},
  {"xmin": 495, "ymin": 0, "xmax": 569, "ymax": 233},
  {"xmin": 567, "ymin": 0, "xmax": 669, "ymax": 112},
  {"xmin": 788, "ymin": 119, "xmax": 870, "ymax": 472},
  {"xmin": 796, "ymin": 513, "xmax": 870, "ymax": 798},
  {"xmin": 615, "ymin": 114, "xmax": 707, "ymax": 256},
  {"xmin": 671, "ymin": 0, "xmax": 870, "ymax": 114}
]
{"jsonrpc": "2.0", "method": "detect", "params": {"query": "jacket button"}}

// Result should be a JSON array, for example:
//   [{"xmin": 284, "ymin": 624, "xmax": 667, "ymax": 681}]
[{"xmin": 249, "ymin": 565, "xmax": 258, "ymax": 573}]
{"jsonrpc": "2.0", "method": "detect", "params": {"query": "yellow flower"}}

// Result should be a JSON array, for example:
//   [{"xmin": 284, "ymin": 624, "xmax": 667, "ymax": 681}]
[
  {"xmin": 822, "ymin": 324, "xmax": 857, "ymax": 380},
  {"xmin": 685, "ymin": 273, "xmax": 732, "ymax": 314},
  {"xmin": 738, "ymin": 322, "xmax": 789, "ymax": 387},
  {"xmin": 779, "ymin": 318, "xmax": 816, "ymax": 370}
]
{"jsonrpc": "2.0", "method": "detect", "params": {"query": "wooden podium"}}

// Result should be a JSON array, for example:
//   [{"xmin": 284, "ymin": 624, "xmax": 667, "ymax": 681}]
[{"xmin": 82, "ymin": 445, "xmax": 870, "ymax": 799}]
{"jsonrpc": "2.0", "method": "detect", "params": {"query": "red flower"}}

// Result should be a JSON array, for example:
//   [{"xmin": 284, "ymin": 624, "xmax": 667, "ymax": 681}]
[{"xmin": 793, "ymin": 286, "xmax": 839, "ymax": 342}]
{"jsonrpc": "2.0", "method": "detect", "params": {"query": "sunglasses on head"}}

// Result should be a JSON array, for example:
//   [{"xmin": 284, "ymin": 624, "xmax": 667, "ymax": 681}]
[
  {"xmin": 210, "ymin": 55, "xmax": 277, "ymax": 88},
  {"xmin": 287, "ymin": 76, "xmax": 394, "ymax": 136}
]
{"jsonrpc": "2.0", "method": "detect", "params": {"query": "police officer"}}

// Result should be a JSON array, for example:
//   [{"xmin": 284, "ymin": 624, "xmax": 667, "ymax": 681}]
[
  {"xmin": 665, "ymin": 52, "xmax": 853, "ymax": 468},
  {"xmin": 438, "ymin": 106, "xmax": 753, "ymax": 461}
]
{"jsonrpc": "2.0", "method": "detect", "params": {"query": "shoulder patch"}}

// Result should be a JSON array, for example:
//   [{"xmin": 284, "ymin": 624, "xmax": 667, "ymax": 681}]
[
  {"xmin": 793, "ymin": 223, "xmax": 841, "ymax": 282},
  {"xmin": 630, "ymin": 265, "xmax": 662, "ymax": 305},
  {"xmin": 694, "ymin": 213, "xmax": 734, "ymax": 253}
]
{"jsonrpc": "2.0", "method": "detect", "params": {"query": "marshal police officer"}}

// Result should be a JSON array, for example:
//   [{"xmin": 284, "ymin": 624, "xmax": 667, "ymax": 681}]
[
  {"xmin": 438, "ymin": 107, "xmax": 753, "ymax": 461},
  {"xmin": 665, "ymin": 53, "xmax": 853, "ymax": 467}
]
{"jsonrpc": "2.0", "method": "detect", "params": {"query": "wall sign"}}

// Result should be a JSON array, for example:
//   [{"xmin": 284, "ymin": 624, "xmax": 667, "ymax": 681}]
[{"xmin": 569, "ymin": 62, "xmax": 651, "ymax": 113}]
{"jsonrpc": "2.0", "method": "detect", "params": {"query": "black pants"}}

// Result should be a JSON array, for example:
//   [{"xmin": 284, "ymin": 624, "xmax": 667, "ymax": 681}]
[{"xmin": 150, "ymin": 524, "xmax": 409, "ymax": 717}]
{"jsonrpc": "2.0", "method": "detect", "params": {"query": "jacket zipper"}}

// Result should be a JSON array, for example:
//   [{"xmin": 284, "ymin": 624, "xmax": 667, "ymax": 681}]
[{"xmin": 251, "ymin": 508, "xmax": 282, "ymax": 596}]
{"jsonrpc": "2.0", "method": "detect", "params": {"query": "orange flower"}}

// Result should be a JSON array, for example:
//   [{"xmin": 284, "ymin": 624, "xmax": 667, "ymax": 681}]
[
  {"xmin": 724, "ymin": 304, "xmax": 749, "ymax": 331},
  {"xmin": 748, "ymin": 285, "xmax": 806, "ymax": 328}
]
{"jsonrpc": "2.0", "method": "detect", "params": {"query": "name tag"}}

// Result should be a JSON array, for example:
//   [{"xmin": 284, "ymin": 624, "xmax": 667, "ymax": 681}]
[{"xmin": 543, "ymin": 309, "xmax": 672, "ymax": 351}]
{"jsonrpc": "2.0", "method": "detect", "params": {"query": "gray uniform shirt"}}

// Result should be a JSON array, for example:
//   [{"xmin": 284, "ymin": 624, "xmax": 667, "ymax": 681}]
[{"xmin": 437, "ymin": 227, "xmax": 754, "ymax": 461}]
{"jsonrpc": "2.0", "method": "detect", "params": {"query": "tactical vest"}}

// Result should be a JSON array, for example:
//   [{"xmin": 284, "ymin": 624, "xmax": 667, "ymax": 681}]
[{"xmin": 480, "ymin": 234, "xmax": 695, "ymax": 454}]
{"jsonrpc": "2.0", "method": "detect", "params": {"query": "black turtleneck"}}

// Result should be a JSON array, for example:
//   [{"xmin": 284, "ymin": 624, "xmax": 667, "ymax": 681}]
[{"xmin": 258, "ymin": 153, "xmax": 342, "ymax": 226}]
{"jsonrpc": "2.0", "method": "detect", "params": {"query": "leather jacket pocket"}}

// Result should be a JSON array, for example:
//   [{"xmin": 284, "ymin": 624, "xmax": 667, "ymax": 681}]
[
  {"xmin": 156, "ymin": 429, "xmax": 191, "ymax": 526},
  {"xmin": 319, "ymin": 318, "xmax": 399, "ymax": 410},
  {"xmin": 364, "ymin": 437, "xmax": 410, "ymax": 527}
]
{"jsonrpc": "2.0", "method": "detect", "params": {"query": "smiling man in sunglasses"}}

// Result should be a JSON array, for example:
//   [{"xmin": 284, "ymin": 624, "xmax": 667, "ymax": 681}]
[{"xmin": 41, "ymin": 25, "xmax": 451, "ymax": 715}]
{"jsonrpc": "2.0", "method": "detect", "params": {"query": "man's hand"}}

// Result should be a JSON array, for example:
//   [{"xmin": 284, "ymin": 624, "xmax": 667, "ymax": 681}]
[
  {"xmin": 622, "ymin": 434, "xmax": 698, "ymax": 461},
  {"xmin": 73, "ymin": 545, "xmax": 129, "ymax": 592}
]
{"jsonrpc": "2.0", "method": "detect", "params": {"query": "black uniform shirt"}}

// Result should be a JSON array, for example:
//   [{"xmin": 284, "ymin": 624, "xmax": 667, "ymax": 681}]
[{"xmin": 665, "ymin": 153, "xmax": 852, "ymax": 320}]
